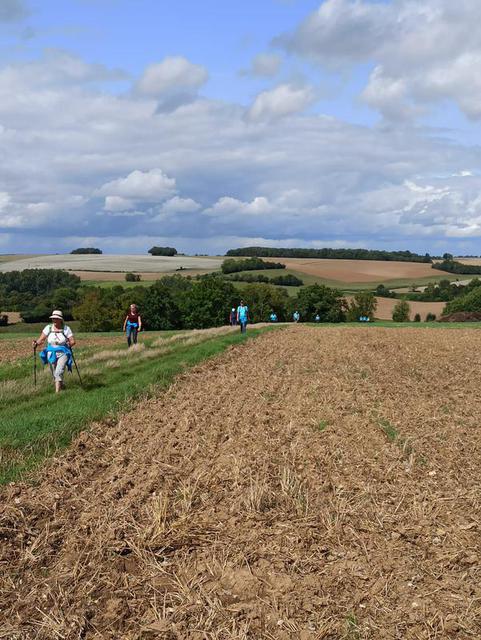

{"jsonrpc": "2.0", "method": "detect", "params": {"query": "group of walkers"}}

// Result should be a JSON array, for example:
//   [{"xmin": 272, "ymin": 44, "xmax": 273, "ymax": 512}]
[{"xmin": 33, "ymin": 299, "xmax": 317, "ymax": 394}]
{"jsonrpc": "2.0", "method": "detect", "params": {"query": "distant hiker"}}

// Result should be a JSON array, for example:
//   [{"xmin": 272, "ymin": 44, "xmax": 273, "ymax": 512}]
[
  {"xmin": 270, "ymin": 312, "xmax": 278, "ymax": 322},
  {"xmin": 237, "ymin": 300, "xmax": 249, "ymax": 334},
  {"xmin": 315, "ymin": 314, "xmax": 320, "ymax": 323},
  {"xmin": 123, "ymin": 303, "xmax": 142, "ymax": 347},
  {"xmin": 230, "ymin": 308, "xmax": 237, "ymax": 326},
  {"xmin": 293, "ymin": 310, "xmax": 300, "ymax": 323},
  {"xmin": 32, "ymin": 310, "xmax": 75, "ymax": 393}
]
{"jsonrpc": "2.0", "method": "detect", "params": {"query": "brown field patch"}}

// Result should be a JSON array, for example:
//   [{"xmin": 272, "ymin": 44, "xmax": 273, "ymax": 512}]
[
  {"xmin": 2, "ymin": 326, "xmax": 481, "ymax": 638},
  {"xmin": 371, "ymin": 297, "xmax": 446, "ymax": 320},
  {"xmin": 0, "ymin": 310, "xmax": 21, "ymax": 324},
  {"xmin": 279, "ymin": 258, "xmax": 437, "ymax": 283}
]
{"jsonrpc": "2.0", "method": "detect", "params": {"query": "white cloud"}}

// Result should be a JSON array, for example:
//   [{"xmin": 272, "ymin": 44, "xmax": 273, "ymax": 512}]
[
  {"xmin": 0, "ymin": 192, "xmax": 11, "ymax": 211},
  {"xmin": 103, "ymin": 196, "xmax": 135, "ymax": 212},
  {"xmin": 248, "ymin": 83, "xmax": 314, "ymax": 120},
  {"xmin": 135, "ymin": 56, "xmax": 208, "ymax": 96},
  {"xmin": 1, "ymin": 49, "xmax": 481, "ymax": 254},
  {"xmin": 159, "ymin": 196, "xmax": 201, "ymax": 214},
  {"xmin": 205, "ymin": 196, "xmax": 274, "ymax": 217},
  {"xmin": 98, "ymin": 169, "xmax": 176, "ymax": 201},
  {"xmin": 278, "ymin": 0, "xmax": 481, "ymax": 121}
]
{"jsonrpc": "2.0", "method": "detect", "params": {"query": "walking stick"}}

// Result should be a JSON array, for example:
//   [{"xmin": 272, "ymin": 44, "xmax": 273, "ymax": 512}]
[
  {"xmin": 70, "ymin": 348, "xmax": 83, "ymax": 387},
  {"xmin": 33, "ymin": 344, "xmax": 37, "ymax": 387}
]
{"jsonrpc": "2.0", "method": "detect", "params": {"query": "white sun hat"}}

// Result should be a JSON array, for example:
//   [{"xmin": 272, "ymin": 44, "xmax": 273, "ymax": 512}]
[{"xmin": 49, "ymin": 310, "xmax": 64, "ymax": 320}]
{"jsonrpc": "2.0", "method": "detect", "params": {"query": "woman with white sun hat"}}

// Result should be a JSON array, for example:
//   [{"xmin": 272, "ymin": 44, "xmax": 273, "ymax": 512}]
[{"xmin": 32, "ymin": 310, "xmax": 76, "ymax": 393}]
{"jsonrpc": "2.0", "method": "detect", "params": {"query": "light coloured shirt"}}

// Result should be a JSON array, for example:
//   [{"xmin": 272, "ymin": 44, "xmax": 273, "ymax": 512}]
[{"xmin": 42, "ymin": 324, "xmax": 73, "ymax": 346}]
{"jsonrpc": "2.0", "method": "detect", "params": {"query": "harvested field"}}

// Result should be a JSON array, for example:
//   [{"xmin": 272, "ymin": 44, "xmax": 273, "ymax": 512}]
[
  {"xmin": 280, "ymin": 258, "xmax": 439, "ymax": 283},
  {"xmin": 0, "ymin": 254, "xmax": 223, "ymax": 274},
  {"xmin": 373, "ymin": 297, "xmax": 445, "ymax": 321},
  {"xmin": 0, "ymin": 333, "xmax": 127, "ymax": 364},
  {"xmin": 2, "ymin": 326, "xmax": 481, "ymax": 639},
  {"xmin": 0, "ymin": 311, "xmax": 21, "ymax": 324}
]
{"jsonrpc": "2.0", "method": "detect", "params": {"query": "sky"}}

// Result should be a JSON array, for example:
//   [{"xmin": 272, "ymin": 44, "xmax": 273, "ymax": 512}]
[{"xmin": 1, "ymin": 0, "xmax": 481, "ymax": 256}]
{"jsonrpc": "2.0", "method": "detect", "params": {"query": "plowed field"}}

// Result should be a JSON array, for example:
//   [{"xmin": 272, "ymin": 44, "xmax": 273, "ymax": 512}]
[
  {"xmin": 2, "ymin": 326, "xmax": 481, "ymax": 639},
  {"xmin": 280, "ymin": 259, "xmax": 438, "ymax": 283}
]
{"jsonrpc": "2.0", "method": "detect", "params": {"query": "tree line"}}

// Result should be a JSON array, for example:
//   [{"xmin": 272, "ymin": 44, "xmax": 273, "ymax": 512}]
[
  {"xmin": 432, "ymin": 259, "xmax": 481, "ymax": 275},
  {"xmin": 221, "ymin": 257, "xmax": 286, "ymax": 274},
  {"xmin": 226, "ymin": 247, "xmax": 433, "ymax": 263}
]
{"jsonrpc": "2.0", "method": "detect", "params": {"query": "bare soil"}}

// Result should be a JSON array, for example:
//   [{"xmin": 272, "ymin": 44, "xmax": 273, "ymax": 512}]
[
  {"xmin": 279, "ymin": 259, "xmax": 437, "ymax": 283},
  {"xmin": 1, "ymin": 326, "xmax": 481, "ymax": 639},
  {"xmin": 372, "ymin": 298, "xmax": 445, "ymax": 321}
]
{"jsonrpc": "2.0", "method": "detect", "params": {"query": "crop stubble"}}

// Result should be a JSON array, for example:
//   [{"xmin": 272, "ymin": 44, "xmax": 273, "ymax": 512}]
[{"xmin": 1, "ymin": 326, "xmax": 481, "ymax": 639}]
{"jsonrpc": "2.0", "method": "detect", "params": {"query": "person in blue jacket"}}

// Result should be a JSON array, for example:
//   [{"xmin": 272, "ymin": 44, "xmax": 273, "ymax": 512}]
[
  {"xmin": 270, "ymin": 311, "xmax": 278, "ymax": 322},
  {"xmin": 293, "ymin": 310, "xmax": 300, "ymax": 323},
  {"xmin": 32, "ymin": 309, "xmax": 75, "ymax": 393},
  {"xmin": 237, "ymin": 300, "xmax": 249, "ymax": 333}
]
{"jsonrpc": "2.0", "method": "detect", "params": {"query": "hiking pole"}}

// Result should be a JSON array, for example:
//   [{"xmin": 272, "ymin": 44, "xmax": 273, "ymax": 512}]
[
  {"xmin": 70, "ymin": 347, "xmax": 83, "ymax": 387},
  {"xmin": 33, "ymin": 343, "xmax": 37, "ymax": 387}
]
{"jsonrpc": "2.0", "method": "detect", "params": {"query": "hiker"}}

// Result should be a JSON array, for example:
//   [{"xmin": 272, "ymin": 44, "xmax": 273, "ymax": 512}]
[
  {"xmin": 32, "ymin": 310, "xmax": 75, "ymax": 393},
  {"xmin": 270, "ymin": 311, "xmax": 278, "ymax": 322},
  {"xmin": 315, "ymin": 314, "xmax": 320, "ymax": 323},
  {"xmin": 237, "ymin": 300, "xmax": 249, "ymax": 334},
  {"xmin": 229, "ymin": 307, "xmax": 237, "ymax": 326},
  {"xmin": 293, "ymin": 310, "xmax": 300, "ymax": 323},
  {"xmin": 123, "ymin": 304, "xmax": 142, "ymax": 347}
]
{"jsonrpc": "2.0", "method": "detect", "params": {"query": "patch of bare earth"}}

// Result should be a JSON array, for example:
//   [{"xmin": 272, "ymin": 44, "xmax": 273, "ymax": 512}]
[
  {"xmin": 369, "ymin": 298, "xmax": 445, "ymax": 321},
  {"xmin": 1, "ymin": 327, "xmax": 481, "ymax": 639},
  {"xmin": 279, "ymin": 258, "xmax": 437, "ymax": 283}
]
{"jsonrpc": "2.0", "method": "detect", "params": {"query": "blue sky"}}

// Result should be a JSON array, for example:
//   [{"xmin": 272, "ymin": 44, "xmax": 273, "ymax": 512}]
[{"xmin": 1, "ymin": 0, "xmax": 481, "ymax": 255}]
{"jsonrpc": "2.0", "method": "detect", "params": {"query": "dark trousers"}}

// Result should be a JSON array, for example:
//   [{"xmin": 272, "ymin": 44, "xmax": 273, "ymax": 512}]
[
  {"xmin": 127, "ymin": 325, "xmax": 138, "ymax": 346},
  {"xmin": 240, "ymin": 321, "xmax": 247, "ymax": 334}
]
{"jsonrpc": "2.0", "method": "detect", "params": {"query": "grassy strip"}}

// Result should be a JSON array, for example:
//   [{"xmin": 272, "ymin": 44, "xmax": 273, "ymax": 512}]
[{"xmin": 0, "ymin": 327, "xmax": 271, "ymax": 484}]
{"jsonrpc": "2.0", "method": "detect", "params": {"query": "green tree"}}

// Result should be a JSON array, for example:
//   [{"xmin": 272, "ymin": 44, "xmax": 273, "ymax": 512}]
[
  {"xmin": 141, "ymin": 281, "xmax": 183, "ymax": 330},
  {"xmin": 294, "ymin": 284, "xmax": 347, "ymax": 322},
  {"xmin": 74, "ymin": 290, "xmax": 117, "ymax": 331},
  {"xmin": 240, "ymin": 283, "xmax": 289, "ymax": 322},
  {"xmin": 182, "ymin": 276, "xmax": 236, "ymax": 329},
  {"xmin": 392, "ymin": 299, "xmax": 410, "ymax": 322},
  {"xmin": 348, "ymin": 291, "xmax": 377, "ymax": 321},
  {"xmin": 414, "ymin": 313, "xmax": 421, "ymax": 322},
  {"xmin": 444, "ymin": 286, "xmax": 481, "ymax": 315}
]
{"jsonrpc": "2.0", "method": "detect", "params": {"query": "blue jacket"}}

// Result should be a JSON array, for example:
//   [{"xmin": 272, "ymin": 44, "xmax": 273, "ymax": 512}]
[{"xmin": 40, "ymin": 345, "xmax": 73, "ymax": 372}]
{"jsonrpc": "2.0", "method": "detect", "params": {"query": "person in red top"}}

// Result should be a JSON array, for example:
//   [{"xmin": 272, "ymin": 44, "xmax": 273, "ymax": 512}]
[{"xmin": 123, "ymin": 304, "xmax": 142, "ymax": 347}]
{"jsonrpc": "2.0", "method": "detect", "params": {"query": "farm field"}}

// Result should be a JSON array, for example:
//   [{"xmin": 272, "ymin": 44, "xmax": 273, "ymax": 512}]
[
  {"xmin": 278, "ymin": 258, "xmax": 454, "ymax": 285},
  {"xmin": 0, "ymin": 254, "xmax": 223, "ymax": 274},
  {"xmin": 0, "ymin": 254, "xmax": 464, "ymax": 292},
  {"xmin": 1, "ymin": 325, "xmax": 481, "ymax": 638},
  {"xmin": 372, "ymin": 297, "xmax": 445, "ymax": 320}
]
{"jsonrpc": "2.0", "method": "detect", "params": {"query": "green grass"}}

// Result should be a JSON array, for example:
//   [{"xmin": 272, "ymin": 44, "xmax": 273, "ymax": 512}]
[
  {"xmin": 227, "ymin": 268, "xmax": 463, "ymax": 297},
  {"xmin": 379, "ymin": 418, "xmax": 398, "ymax": 442},
  {"xmin": 0, "ymin": 327, "xmax": 272, "ymax": 483}
]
